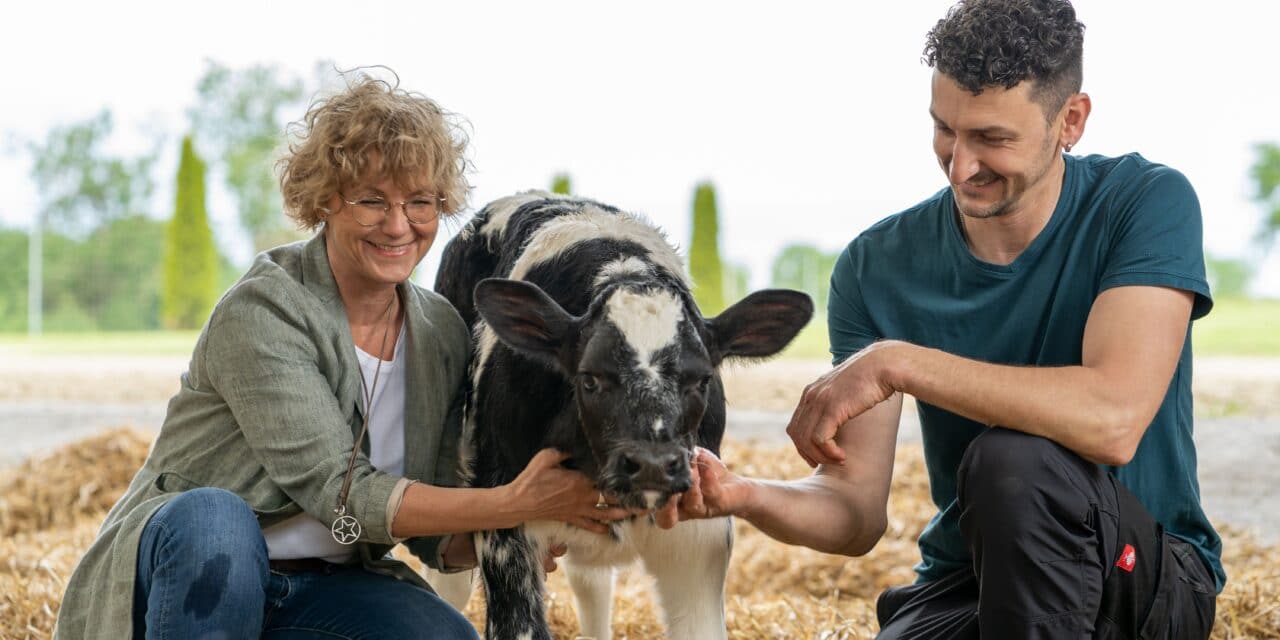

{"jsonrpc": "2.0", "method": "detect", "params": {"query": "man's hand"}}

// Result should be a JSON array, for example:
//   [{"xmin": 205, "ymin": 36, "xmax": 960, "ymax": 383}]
[
  {"xmin": 787, "ymin": 340, "xmax": 902, "ymax": 467},
  {"xmin": 654, "ymin": 447, "xmax": 751, "ymax": 528}
]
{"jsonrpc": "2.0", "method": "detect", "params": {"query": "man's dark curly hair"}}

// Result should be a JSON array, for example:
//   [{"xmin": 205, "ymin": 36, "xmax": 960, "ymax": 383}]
[{"xmin": 924, "ymin": 0, "xmax": 1085, "ymax": 119}]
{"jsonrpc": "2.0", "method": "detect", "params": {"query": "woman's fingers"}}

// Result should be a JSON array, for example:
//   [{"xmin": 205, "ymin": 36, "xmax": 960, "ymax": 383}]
[{"xmin": 530, "ymin": 448, "xmax": 572, "ymax": 470}]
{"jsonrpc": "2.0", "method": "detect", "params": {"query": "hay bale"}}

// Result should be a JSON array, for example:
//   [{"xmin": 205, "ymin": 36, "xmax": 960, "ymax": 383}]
[
  {"xmin": 2, "ymin": 431, "xmax": 1278, "ymax": 639},
  {"xmin": 0, "ymin": 428, "xmax": 151, "ymax": 537}
]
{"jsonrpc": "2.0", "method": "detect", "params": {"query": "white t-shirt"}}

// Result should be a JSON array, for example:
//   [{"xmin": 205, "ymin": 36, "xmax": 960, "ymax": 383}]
[{"xmin": 263, "ymin": 323, "xmax": 407, "ymax": 562}]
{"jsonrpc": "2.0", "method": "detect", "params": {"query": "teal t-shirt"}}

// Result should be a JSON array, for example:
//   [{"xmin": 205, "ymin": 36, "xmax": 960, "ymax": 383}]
[{"xmin": 829, "ymin": 152, "xmax": 1225, "ymax": 591}]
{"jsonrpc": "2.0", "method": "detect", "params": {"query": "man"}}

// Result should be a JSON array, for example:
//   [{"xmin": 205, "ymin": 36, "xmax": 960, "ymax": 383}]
[{"xmin": 658, "ymin": 0, "xmax": 1221, "ymax": 637}]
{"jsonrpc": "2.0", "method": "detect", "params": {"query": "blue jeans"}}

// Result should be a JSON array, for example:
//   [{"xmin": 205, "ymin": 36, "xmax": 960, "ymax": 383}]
[{"xmin": 133, "ymin": 487, "xmax": 479, "ymax": 639}]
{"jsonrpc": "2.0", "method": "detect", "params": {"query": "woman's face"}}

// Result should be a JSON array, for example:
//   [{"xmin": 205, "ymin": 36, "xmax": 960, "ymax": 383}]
[{"xmin": 322, "ymin": 174, "xmax": 441, "ymax": 294}]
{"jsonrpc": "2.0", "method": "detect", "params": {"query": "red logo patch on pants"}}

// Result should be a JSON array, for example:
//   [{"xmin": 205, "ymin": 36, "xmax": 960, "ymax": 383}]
[{"xmin": 1116, "ymin": 544, "xmax": 1137, "ymax": 573}]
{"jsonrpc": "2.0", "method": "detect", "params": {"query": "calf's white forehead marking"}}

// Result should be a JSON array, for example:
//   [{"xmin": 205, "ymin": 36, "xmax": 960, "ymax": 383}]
[
  {"xmin": 606, "ymin": 289, "xmax": 683, "ymax": 380},
  {"xmin": 652, "ymin": 417, "xmax": 665, "ymax": 436},
  {"xmin": 594, "ymin": 256, "xmax": 651, "ymax": 288}
]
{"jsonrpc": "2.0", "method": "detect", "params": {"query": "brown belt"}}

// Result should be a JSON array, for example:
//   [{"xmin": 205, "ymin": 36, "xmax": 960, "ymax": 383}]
[{"xmin": 269, "ymin": 557, "xmax": 339, "ymax": 574}]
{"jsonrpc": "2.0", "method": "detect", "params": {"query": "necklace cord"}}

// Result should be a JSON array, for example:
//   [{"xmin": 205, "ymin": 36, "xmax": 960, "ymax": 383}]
[{"xmin": 335, "ymin": 293, "xmax": 397, "ymax": 516}]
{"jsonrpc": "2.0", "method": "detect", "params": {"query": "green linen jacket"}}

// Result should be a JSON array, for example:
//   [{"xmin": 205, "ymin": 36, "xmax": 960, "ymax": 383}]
[{"xmin": 54, "ymin": 233, "xmax": 471, "ymax": 639}]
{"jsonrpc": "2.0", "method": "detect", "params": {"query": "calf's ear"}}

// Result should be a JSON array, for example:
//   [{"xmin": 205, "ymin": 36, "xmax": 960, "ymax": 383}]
[
  {"xmin": 474, "ymin": 278, "xmax": 576, "ymax": 366},
  {"xmin": 704, "ymin": 289, "xmax": 813, "ymax": 361}
]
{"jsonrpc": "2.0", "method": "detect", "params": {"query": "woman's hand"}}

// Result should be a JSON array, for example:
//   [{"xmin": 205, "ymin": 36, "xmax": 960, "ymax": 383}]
[
  {"xmin": 654, "ymin": 447, "xmax": 753, "ymax": 528},
  {"xmin": 501, "ymin": 448, "xmax": 631, "ymax": 533}
]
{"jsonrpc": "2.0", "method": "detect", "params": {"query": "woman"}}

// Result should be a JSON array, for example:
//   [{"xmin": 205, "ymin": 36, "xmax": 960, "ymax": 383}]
[{"xmin": 54, "ymin": 72, "xmax": 630, "ymax": 639}]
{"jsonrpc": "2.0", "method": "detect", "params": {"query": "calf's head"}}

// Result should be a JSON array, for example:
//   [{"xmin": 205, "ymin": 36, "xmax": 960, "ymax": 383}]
[{"xmin": 474, "ymin": 277, "xmax": 812, "ymax": 509}]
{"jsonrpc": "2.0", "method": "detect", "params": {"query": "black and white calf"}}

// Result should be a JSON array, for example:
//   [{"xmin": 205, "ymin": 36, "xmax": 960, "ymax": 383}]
[{"xmin": 434, "ymin": 191, "xmax": 812, "ymax": 640}]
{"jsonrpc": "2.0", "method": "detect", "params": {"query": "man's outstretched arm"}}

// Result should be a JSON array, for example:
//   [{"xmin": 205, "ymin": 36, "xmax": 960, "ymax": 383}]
[
  {"xmin": 658, "ymin": 393, "xmax": 902, "ymax": 557},
  {"xmin": 789, "ymin": 285, "xmax": 1194, "ymax": 467}
]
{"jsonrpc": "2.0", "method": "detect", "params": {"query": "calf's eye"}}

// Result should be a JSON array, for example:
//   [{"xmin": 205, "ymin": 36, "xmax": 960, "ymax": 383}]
[
  {"xmin": 698, "ymin": 376, "xmax": 712, "ymax": 394},
  {"xmin": 580, "ymin": 374, "xmax": 600, "ymax": 393}
]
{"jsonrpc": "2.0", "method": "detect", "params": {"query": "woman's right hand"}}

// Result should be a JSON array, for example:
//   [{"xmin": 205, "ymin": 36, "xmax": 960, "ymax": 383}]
[{"xmin": 501, "ymin": 448, "xmax": 632, "ymax": 534}]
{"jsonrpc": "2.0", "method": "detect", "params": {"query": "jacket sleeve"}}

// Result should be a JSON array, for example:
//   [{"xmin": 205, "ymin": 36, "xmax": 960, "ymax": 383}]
[{"xmin": 202, "ymin": 282, "xmax": 403, "ymax": 544}]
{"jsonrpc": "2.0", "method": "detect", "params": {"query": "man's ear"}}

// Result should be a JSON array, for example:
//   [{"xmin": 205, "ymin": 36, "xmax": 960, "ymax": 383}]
[
  {"xmin": 473, "ymin": 278, "xmax": 577, "ymax": 367},
  {"xmin": 704, "ymin": 289, "xmax": 813, "ymax": 362}
]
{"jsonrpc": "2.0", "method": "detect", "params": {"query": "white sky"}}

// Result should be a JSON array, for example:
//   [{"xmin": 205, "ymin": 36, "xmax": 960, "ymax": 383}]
[{"xmin": 3, "ymin": 0, "xmax": 1279, "ymax": 295}]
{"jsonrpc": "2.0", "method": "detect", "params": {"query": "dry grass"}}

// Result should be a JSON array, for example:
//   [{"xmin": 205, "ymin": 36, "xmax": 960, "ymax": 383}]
[{"xmin": 2, "ymin": 429, "xmax": 1277, "ymax": 639}]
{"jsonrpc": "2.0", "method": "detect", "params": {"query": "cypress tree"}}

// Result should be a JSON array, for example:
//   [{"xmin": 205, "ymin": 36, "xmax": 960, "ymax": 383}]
[
  {"xmin": 551, "ymin": 173, "xmax": 572, "ymax": 195},
  {"xmin": 689, "ymin": 181, "xmax": 725, "ymax": 314},
  {"xmin": 162, "ymin": 136, "xmax": 219, "ymax": 329}
]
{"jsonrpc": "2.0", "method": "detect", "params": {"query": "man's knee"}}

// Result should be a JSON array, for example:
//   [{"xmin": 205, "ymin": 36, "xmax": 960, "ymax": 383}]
[
  {"xmin": 957, "ymin": 427, "xmax": 1109, "ymax": 540},
  {"xmin": 960, "ymin": 428, "xmax": 1064, "ymax": 497}
]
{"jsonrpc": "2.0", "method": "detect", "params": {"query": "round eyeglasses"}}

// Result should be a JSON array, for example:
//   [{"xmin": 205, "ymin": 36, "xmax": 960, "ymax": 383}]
[{"xmin": 336, "ymin": 192, "xmax": 445, "ymax": 226}]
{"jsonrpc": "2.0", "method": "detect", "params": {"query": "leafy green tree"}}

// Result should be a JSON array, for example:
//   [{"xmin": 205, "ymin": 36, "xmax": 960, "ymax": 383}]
[
  {"xmin": 1251, "ymin": 142, "xmax": 1280, "ymax": 251},
  {"xmin": 82, "ymin": 216, "xmax": 167, "ymax": 330},
  {"xmin": 1205, "ymin": 253, "xmax": 1255, "ymax": 299},
  {"xmin": 36, "ymin": 230, "xmax": 95, "ymax": 331},
  {"xmin": 551, "ymin": 173, "xmax": 572, "ymax": 195},
  {"xmin": 771, "ymin": 244, "xmax": 838, "ymax": 312},
  {"xmin": 189, "ymin": 61, "xmax": 307, "ymax": 252},
  {"xmin": 27, "ymin": 110, "xmax": 157, "ymax": 235},
  {"xmin": 23, "ymin": 110, "xmax": 158, "ymax": 333},
  {"xmin": 0, "ymin": 220, "xmax": 168, "ymax": 331},
  {"xmin": 0, "ymin": 229, "xmax": 28, "ymax": 331},
  {"xmin": 689, "ymin": 182, "xmax": 725, "ymax": 314},
  {"xmin": 162, "ymin": 136, "xmax": 219, "ymax": 329},
  {"xmin": 722, "ymin": 261, "xmax": 751, "ymax": 306}
]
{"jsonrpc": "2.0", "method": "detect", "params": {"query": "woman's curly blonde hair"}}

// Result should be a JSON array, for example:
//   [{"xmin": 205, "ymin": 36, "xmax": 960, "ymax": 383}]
[{"xmin": 278, "ymin": 71, "xmax": 471, "ymax": 230}]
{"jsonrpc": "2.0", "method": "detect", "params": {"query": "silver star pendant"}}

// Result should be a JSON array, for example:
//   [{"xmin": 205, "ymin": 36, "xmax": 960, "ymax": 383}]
[{"xmin": 331, "ymin": 513, "xmax": 362, "ymax": 545}]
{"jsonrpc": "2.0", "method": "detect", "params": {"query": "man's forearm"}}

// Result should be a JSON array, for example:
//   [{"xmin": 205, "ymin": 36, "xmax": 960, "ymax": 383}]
[
  {"xmin": 890, "ymin": 343, "xmax": 1145, "ymax": 465},
  {"xmin": 736, "ymin": 475, "xmax": 886, "ymax": 556}
]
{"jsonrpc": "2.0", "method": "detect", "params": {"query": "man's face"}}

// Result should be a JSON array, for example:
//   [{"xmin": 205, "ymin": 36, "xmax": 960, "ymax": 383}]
[{"xmin": 930, "ymin": 71, "xmax": 1062, "ymax": 219}]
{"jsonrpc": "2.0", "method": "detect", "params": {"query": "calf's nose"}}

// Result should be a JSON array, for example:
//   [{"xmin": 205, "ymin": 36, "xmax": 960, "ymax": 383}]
[{"xmin": 618, "ymin": 449, "xmax": 691, "ymax": 491}]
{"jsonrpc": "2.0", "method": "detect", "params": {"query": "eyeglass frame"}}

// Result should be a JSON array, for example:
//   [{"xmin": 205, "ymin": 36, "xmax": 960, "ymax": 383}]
[{"xmin": 330, "ymin": 191, "xmax": 447, "ymax": 227}]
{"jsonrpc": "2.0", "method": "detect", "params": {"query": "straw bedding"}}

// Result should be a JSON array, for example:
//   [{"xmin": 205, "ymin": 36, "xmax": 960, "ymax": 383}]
[{"xmin": 2, "ymin": 429, "xmax": 1276, "ymax": 639}]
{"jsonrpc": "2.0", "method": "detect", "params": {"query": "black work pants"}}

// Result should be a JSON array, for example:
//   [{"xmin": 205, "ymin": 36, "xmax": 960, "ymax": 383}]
[{"xmin": 876, "ymin": 428, "xmax": 1217, "ymax": 639}]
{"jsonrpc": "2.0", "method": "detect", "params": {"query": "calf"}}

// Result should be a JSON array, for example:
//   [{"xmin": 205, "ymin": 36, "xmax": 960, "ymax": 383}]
[{"xmin": 435, "ymin": 191, "xmax": 812, "ymax": 640}]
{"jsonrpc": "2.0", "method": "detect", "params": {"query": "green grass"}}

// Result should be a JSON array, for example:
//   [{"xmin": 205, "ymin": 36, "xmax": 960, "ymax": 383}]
[
  {"xmin": 0, "ymin": 331, "xmax": 200, "ymax": 356},
  {"xmin": 776, "ymin": 297, "xmax": 1280, "ymax": 361},
  {"xmin": 0, "ymin": 297, "xmax": 1274, "ymax": 360},
  {"xmin": 1192, "ymin": 297, "xmax": 1280, "ymax": 357}
]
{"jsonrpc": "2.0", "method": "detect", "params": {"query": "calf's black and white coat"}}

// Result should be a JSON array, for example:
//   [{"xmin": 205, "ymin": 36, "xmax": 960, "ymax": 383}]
[{"xmin": 434, "ymin": 192, "xmax": 812, "ymax": 640}]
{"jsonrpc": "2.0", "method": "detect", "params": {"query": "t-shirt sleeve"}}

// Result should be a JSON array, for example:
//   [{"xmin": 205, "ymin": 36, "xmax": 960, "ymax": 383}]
[
  {"xmin": 828, "ymin": 241, "xmax": 881, "ymax": 364},
  {"xmin": 1098, "ymin": 165, "xmax": 1213, "ymax": 320}
]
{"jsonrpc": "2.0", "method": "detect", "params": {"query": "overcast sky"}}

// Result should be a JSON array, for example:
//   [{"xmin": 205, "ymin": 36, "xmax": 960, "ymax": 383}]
[{"xmin": 3, "ymin": 0, "xmax": 1279, "ymax": 295}]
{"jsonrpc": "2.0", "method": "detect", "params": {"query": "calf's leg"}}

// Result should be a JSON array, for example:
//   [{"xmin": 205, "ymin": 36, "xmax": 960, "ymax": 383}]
[
  {"xmin": 479, "ymin": 527, "xmax": 551, "ymax": 640},
  {"xmin": 564, "ymin": 558, "xmax": 616, "ymax": 640},
  {"xmin": 640, "ymin": 517, "xmax": 733, "ymax": 640}
]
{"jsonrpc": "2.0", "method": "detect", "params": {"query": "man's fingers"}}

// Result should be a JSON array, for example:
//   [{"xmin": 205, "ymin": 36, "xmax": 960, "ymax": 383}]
[
  {"xmin": 655, "ymin": 495, "xmax": 680, "ymax": 529},
  {"xmin": 818, "ymin": 433, "xmax": 846, "ymax": 465}
]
